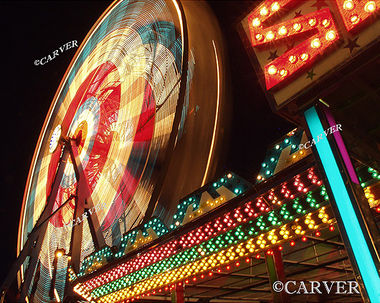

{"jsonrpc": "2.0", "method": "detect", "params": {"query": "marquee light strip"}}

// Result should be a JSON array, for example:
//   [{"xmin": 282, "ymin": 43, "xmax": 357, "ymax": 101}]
[
  {"xmin": 74, "ymin": 168, "xmax": 322, "ymax": 294},
  {"xmin": 74, "ymin": 206, "xmax": 334, "ymax": 303},
  {"xmin": 248, "ymin": 1, "xmax": 339, "ymax": 89},
  {"xmin": 304, "ymin": 106, "xmax": 380, "ymax": 302},
  {"xmin": 73, "ymin": 198, "xmax": 264, "ymax": 292},
  {"xmin": 74, "ymin": 186, "xmax": 328, "ymax": 300}
]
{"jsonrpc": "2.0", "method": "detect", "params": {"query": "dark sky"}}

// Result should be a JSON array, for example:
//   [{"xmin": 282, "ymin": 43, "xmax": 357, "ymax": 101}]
[{"xmin": 0, "ymin": 0, "xmax": 292, "ymax": 283}]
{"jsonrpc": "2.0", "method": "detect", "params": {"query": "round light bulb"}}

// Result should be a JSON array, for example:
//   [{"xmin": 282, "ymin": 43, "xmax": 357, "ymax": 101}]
[
  {"xmin": 322, "ymin": 19, "xmax": 331, "ymax": 27},
  {"xmin": 288, "ymin": 55, "xmax": 297, "ymax": 63},
  {"xmin": 278, "ymin": 26, "xmax": 288, "ymax": 35},
  {"xmin": 260, "ymin": 6, "xmax": 269, "ymax": 16},
  {"xmin": 364, "ymin": 1, "xmax": 376, "ymax": 13},
  {"xmin": 255, "ymin": 33, "xmax": 264, "ymax": 41},
  {"xmin": 252, "ymin": 18, "xmax": 261, "ymax": 27},
  {"xmin": 308, "ymin": 18, "xmax": 317, "ymax": 26},
  {"xmin": 271, "ymin": 2, "xmax": 280, "ymax": 11},
  {"xmin": 343, "ymin": 0, "xmax": 354, "ymax": 10},
  {"xmin": 350, "ymin": 14, "xmax": 360, "ymax": 24},
  {"xmin": 311, "ymin": 38, "xmax": 321, "ymax": 48},
  {"xmin": 279, "ymin": 69, "xmax": 288, "ymax": 77},
  {"xmin": 266, "ymin": 31, "xmax": 275, "ymax": 40},
  {"xmin": 267, "ymin": 65, "xmax": 277, "ymax": 75},
  {"xmin": 293, "ymin": 23, "xmax": 302, "ymax": 32},
  {"xmin": 325, "ymin": 30, "xmax": 336, "ymax": 41},
  {"xmin": 300, "ymin": 53, "xmax": 309, "ymax": 61}
]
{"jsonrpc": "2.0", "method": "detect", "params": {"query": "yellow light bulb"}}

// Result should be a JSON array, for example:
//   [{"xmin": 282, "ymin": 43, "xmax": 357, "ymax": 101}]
[
  {"xmin": 278, "ymin": 26, "xmax": 288, "ymax": 36},
  {"xmin": 308, "ymin": 18, "xmax": 317, "ymax": 26},
  {"xmin": 325, "ymin": 30, "xmax": 336, "ymax": 41},
  {"xmin": 311, "ymin": 38, "xmax": 321, "ymax": 48},
  {"xmin": 364, "ymin": 1, "xmax": 376, "ymax": 12},
  {"xmin": 260, "ymin": 6, "xmax": 269, "ymax": 16},
  {"xmin": 268, "ymin": 65, "xmax": 277, "ymax": 75},
  {"xmin": 252, "ymin": 18, "xmax": 261, "ymax": 27},
  {"xmin": 343, "ymin": 0, "xmax": 354, "ymax": 10},
  {"xmin": 322, "ymin": 19, "xmax": 331, "ymax": 27},
  {"xmin": 293, "ymin": 23, "xmax": 302, "ymax": 32},
  {"xmin": 300, "ymin": 53, "xmax": 309, "ymax": 61},
  {"xmin": 266, "ymin": 31, "xmax": 275, "ymax": 40},
  {"xmin": 350, "ymin": 14, "xmax": 360, "ymax": 24},
  {"xmin": 271, "ymin": 2, "xmax": 280, "ymax": 11}
]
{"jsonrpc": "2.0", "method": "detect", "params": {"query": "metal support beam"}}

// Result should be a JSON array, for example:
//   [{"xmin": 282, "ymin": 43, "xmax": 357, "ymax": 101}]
[
  {"xmin": 67, "ymin": 138, "xmax": 106, "ymax": 273},
  {"xmin": 19, "ymin": 147, "xmax": 71, "ymax": 301},
  {"xmin": 304, "ymin": 105, "xmax": 380, "ymax": 302},
  {"xmin": 1, "ymin": 137, "xmax": 107, "ymax": 302}
]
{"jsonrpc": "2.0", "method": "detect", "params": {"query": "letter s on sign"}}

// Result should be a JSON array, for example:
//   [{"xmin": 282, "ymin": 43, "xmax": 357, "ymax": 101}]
[
  {"xmin": 247, "ymin": 0, "xmax": 380, "ymax": 90},
  {"xmin": 248, "ymin": 0, "xmax": 339, "ymax": 89}
]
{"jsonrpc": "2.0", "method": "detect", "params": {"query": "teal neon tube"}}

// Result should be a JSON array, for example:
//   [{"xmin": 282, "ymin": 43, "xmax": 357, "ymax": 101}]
[{"xmin": 304, "ymin": 106, "xmax": 380, "ymax": 302}]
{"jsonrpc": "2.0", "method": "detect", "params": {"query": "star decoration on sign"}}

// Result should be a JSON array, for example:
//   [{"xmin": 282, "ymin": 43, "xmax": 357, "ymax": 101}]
[
  {"xmin": 267, "ymin": 50, "xmax": 279, "ymax": 61},
  {"xmin": 311, "ymin": 0, "xmax": 329, "ymax": 10},
  {"xmin": 294, "ymin": 10, "xmax": 302, "ymax": 18},
  {"xmin": 344, "ymin": 37, "xmax": 360, "ymax": 54},
  {"xmin": 306, "ymin": 69, "xmax": 316, "ymax": 80}
]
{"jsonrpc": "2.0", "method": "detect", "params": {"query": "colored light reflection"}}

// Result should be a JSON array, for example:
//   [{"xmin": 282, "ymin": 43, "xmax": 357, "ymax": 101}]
[{"xmin": 304, "ymin": 106, "xmax": 380, "ymax": 302}]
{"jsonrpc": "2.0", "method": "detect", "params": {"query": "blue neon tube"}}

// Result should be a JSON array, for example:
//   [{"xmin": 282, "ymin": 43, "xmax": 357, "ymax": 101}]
[{"xmin": 305, "ymin": 106, "xmax": 380, "ymax": 302}]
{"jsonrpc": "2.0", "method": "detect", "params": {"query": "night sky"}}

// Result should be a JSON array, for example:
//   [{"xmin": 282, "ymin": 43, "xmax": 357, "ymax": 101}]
[{"xmin": 0, "ymin": 1, "xmax": 292, "ymax": 284}]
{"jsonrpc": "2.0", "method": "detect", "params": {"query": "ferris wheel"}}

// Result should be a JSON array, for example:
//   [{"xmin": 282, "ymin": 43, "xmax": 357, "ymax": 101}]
[{"xmin": 7, "ymin": 0, "xmax": 228, "ymax": 302}]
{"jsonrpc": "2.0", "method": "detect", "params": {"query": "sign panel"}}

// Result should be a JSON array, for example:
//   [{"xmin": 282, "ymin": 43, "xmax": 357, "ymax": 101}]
[{"xmin": 241, "ymin": 0, "xmax": 380, "ymax": 109}]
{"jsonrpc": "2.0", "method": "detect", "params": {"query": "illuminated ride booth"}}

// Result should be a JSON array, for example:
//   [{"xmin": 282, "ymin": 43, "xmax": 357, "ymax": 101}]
[{"xmin": 1, "ymin": 0, "xmax": 380, "ymax": 303}]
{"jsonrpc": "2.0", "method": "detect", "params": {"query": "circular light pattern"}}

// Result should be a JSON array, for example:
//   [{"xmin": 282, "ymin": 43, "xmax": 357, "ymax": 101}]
[
  {"xmin": 17, "ymin": 1, "xmax": 228, "ymax": 302},
  {"xmin": 49, "ymin": 125, "xmax": 62, "ymax": 153},
  {"xmin": 18, "ymin": 0, "xmax": 226, "ymax": 302}
]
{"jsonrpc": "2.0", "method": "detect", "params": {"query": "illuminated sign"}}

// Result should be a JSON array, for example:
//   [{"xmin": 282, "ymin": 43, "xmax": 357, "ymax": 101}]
[{"xmin": 241, "ymin": 0, "xmax": 380, "ymax": 108}]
